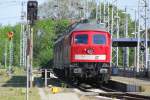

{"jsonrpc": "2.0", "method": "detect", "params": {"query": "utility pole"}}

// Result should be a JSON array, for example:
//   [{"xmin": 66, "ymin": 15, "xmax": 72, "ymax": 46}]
[
  {"xmin": 111, "ymin": 0, "xmax": 120, "ymax": 68},
  {"xmin": 84, "ymin": 0, "xmax": 86, "ymax": 18},
  {"xmin": 85, "ymin": 0, "xmax": 89, "ymax": 19},
  {"xmin": 84, "ymin": 0, "xmax": 87, "ymax": 18},
  {"xmin": 103, "ymin": 0, "xmax": 106, "ymax": 23},
  {"xmin": 110, "ymin": 0, "xmax": 120, "ymax": 68},
  {"xmin": 99, "ymin": 0, "xmax": 102, "ymax": 22},
  {"xmin": 57, "ymin": 0, "xmax": 60, "ymax": 19},
  {"xmin": 20, "ymin": 21, "xmax": 23, "ymax": 67},
  {"xmin": 137, "ymin": 0, "xmax": 141, "ymax": 73},
  {"xmin": 134, "ymin": 9, "xmax": 137, "ymax": 69},
  {"xmin": 125, "ymin": 7, "xmax": 129, "ymax": 68},
  {"xmin": 23, "ymin": 25, "xmax": 27, "ymax": 69},
  {"xmin": 30, "ymin": 27, "xmax": 34, "ymax": 88},
  {"xmin": 9, "ymin": 38, "xmax": 13, "ymax": 75},
  {"xmin": 144, "ymin": 0, "xmax": 148, "ymax": 71},
  {"xmin": 22, "ymin": 22, "xmax": 26, "ymax": 69},
  {"xmin": 110, "ymin": 1, "xmax": 114, "ymax": 67},
  {"xmin": 26, "ymin": 1, "xmax": 38, "ymax": 100},
  {"xmin": 20, "ymin": 2, "xmax": 25, "ymax": 67},
  {"xmin": 7, "ymin": 32, "xmax": 14, "ymax": 76},
  {"xmin": 96, "ymin": 0, "xmax": 99, "ymax": 21},
  {"xmin": 4, "ymin": 40, "xmax": 8, "ymax": 69},
  {"xmin": 137, "ymin": 0, "xmax": 150, "ymax": 76},
  {"xmin": 116, "ymin": 1, "xmax": 119, "ymax": 67},
  {"xmin": 26, "ymin": 44, "xmax": 29, "ymax": 100},
  {"xmin": 107, "ymin": 2, "xmax": 110, "ymax": 31},
  {"xmin": 111, "ymin": 2, "xmax": 114, "ymax": 36}
]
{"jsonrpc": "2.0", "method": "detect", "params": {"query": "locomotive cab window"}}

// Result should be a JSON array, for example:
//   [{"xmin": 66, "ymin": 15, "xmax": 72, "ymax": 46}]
[
  {"xmin": 75, "ymin": 34, "xmax": 88, "ymax": 44},
  {"xmin": 93, "ymin": 34, "xmax": 106, "ymax": 44}
]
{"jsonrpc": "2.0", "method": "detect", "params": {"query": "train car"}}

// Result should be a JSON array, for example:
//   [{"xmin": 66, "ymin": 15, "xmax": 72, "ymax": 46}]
[{"xmin": 53, "ymin": 19, "xmax": 111, "ymax": 83}]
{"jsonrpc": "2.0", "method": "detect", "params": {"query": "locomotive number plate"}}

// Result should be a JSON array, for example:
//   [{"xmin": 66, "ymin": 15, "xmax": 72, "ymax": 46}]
[
  {"xmin": 95, "ymin": 56, "xmax": 99, "ymax": 60},
  {"xmin": 75, "ymin": 55, "xmax": 106, "ymax": 60}
]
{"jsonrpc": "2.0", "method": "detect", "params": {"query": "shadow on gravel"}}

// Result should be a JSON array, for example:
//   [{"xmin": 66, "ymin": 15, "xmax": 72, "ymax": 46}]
[
  {"xmin": 34, "ymin": 77, "xmax": 65, "ymax": 88},
  {"xmin": 2, "ymin": 75, "xmax": 26, "ymax": 87},
  {"xmin": 34, "ymin": 77, "xmax": 68, "ymax": 87},
  {"xmin": 137, "ymin": 78, "xmax": 150, "ymax": 82}
]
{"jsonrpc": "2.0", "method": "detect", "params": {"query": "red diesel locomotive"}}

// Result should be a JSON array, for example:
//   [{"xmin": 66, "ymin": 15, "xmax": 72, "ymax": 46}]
[{"xmin": 53, "ymin": 20, "xmax": 111, "ymax": 83}]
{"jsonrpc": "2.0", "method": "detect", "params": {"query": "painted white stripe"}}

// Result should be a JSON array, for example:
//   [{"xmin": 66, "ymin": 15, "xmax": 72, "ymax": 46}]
[{"xmin": 75, "ymin": 55, "xmax": 106, "ymax": 60}]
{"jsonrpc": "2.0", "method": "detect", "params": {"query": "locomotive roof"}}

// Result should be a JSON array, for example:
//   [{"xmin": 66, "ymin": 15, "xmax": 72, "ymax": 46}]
[
  {"xmin": 72, "ymin": 23, "xmax": 107, "ymax": 32},
  {"xmin": 54, "ymin": 19, "xmax": 108, "ymax": 44}
]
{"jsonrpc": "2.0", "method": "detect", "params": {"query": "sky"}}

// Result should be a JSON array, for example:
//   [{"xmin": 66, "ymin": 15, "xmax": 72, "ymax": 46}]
[
  {"xmin": 0, "ymin": 0, "xmax": 47, "ymax": 26},
  {"xmin": 117, "ymin": 0, "xmax": 138, "ymax": 21},
  {"xmin": 0, "ymin": 0, "xmax": 139, "ymax": 26}
]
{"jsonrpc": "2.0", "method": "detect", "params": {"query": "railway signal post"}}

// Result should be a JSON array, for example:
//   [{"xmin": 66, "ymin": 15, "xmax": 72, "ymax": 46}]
[
  {"xmin": 7, "ymin": 32, "xmax": 14, "ymax": 76},
  {"xmin": 20, "ymin": 2, "xmax": 26, "ymax": 68},
  {"xmin": 4, "ymin": 39, "xmax": 8, "ymax": 69},
  {"xmin": 137, "ymin": 0, "xmax": 150, "ymax": 76},
  {"xmin": 26, "ymin": 0, "xmax": 38, "ymax": 100}
]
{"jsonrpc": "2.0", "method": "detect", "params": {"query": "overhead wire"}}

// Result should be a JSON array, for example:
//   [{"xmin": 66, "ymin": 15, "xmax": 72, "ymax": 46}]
[
  {"xmin": 0, "ymin": 16, "xmax": 20, "ymax": 20},
  {"xmin": 0, "ymin": 0, "xmax": 27, "ymax": 4},
  {"xmin": 0, "ymin": 1, "xmax": 19, "ymax": 5},
  {"xmin": 0, "ymin": 0, "xmax": 26, "ymax": 8},
  {"xmin": 0, "ymin": 4, "xmax": 20, "ymax": 8},
  {"xmin": 0, "ymin": 1, "xmax": 26, "ymax": 22}
]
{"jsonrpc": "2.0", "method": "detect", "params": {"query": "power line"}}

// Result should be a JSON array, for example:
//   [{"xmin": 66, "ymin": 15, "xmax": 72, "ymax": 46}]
[
  {"xmin": 0, "ymin": 4, "xmax": 20, "ymax": 8},
  {"xmin": 0, "ymin": 16, "xmax": 20, "ymax": 20},
  {"xmin": 0, "ymin": 1, "xmax": 27, "ymax": 9},
  {"xmin": 0, "ymin": 1, "xmax": 19, "ymax": 5},
  {"xmin": 0, "ymin": 0, "xmax": 27, "ymax": 4},
  {"xmin": 0, "ymin": 1, "xmax": 26, "ymax": 8}
]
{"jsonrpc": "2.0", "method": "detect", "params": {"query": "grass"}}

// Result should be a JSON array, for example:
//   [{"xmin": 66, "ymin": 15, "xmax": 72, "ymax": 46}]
[
  {"xmin": 0, "ymin": 67, "xmax": 41, "ymax": 100},
  {"xmin": 0, "ymin": 87, "xmax": 40, "ymax": 100},
  {"xmin": 0, "ymin": 67, "xmax": 25, "ymax": 83},
  {"xmin": 140, "ymin": 85, "xmax": 150, "ymax": 96}
]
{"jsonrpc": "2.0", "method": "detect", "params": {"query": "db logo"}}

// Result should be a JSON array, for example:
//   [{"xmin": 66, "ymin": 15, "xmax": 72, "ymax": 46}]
[{"xmin": 95, "ymin": 56, "xmax": 99, "ymax": 60}]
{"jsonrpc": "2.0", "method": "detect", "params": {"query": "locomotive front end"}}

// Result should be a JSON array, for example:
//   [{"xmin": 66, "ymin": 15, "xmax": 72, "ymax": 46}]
[
  {"xmin": 70, "ymin": 30, "xmax": 111, "ymax": 82},
  {"xmin": 53, "ymin": 20, "xmax": 111, "ymax": 84}
]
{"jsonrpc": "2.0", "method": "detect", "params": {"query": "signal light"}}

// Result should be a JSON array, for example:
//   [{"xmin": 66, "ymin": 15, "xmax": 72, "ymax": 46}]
[
  {"xmin": 7, "ymin": 32, "xmax": 14, "ymax": 40},
  {"xmin": 140, "ymin": 42, "xmax": 145, "ymax": 52},
  {"xmin": 140, "ymin": 45, "xmax": 145, "ymax": 51},
  {"xmin": 27, "ymin": 1, "xmax": 38, "ymax": 24}
]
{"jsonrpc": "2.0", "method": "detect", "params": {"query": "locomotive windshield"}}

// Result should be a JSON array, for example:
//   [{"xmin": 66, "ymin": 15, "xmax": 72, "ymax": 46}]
[
  {"xmin": 75, "ymin": 34, "xmax": 88, "ymax": 44},
  {"xmin": 93, "ymin": 34, "xmax": 106, "ymax": 44}
]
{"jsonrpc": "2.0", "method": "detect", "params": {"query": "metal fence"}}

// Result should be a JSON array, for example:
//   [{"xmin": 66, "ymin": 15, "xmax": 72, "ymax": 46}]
[
  {"xmin": 33, "ymin": 69, "xmax": 52, "ymax": 87},
  {"xmin": 111, "ymin": 67, "xmax": 149, "ymax": 78}
]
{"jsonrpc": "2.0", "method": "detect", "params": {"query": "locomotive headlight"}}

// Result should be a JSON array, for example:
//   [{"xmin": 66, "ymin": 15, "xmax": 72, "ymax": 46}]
[
  {"xmin": 100, "ymin": 68, "xmax": 108, "ymax": 74},
  {"xmin": 102, "ymin": 63, "xmax": 109, "ymax": 67},
  {"xmin": 73, "ymin": 68, "xmax": 82, "ymax": 73},
  {"xmin": 87, "ymin": 48, "xmax": 94, "ymax": 54}
]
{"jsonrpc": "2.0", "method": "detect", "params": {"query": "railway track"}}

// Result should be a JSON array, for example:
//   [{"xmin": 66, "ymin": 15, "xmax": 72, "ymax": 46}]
[
  {"xmin": 38, "ymin": 70, "xmax": 150, "ymax": 100},
  {"xmin": 98, "ymin": 92, "xmax": 150, "ymax": 100},
  {"xmin": 73, "ymin": 82, "xmax": 150, "ymax": 100}
]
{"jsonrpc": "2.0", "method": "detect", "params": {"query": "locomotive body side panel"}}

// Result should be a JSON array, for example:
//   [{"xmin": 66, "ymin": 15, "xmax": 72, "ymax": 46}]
[
  {"xmin": 54, "ymin": 35, "xmax": 72, "ymax": 69},
  {"xmin": 63, "ymin": 35, "xmax": 71, "ymax": 67}
]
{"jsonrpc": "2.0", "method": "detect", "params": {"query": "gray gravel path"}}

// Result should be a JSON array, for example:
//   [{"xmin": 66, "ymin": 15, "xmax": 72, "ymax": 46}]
[
  {"xmin": 48, "ymin": 93, "xmax": 80, "ymax": 100},
  {"xmin": 38, "ymin": 88, "xmax": 48, "ymax": 100}
]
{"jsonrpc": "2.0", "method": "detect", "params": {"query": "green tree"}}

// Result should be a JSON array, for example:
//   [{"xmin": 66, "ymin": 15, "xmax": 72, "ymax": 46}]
[{"xmin": 33, "ymin": 19, "xmax": 69, "ymax": 68}]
